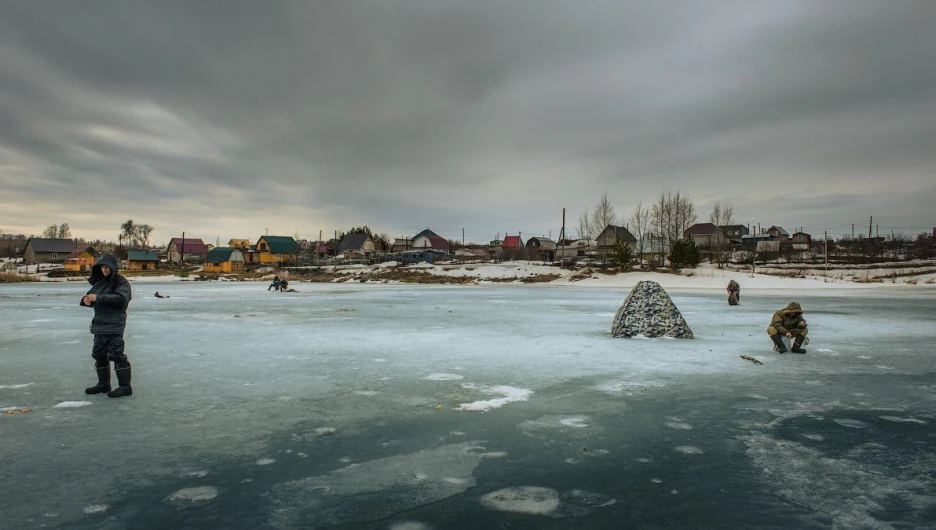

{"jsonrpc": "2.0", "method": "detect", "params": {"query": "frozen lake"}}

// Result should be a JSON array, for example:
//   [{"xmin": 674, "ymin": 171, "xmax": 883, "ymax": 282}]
[{"xmin": 2, "ymin": 281, "xmax": 935, "ymax": 529}]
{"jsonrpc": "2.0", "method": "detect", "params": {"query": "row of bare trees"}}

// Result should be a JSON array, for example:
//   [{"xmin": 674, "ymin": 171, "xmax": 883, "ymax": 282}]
[
  {"xmin": 42, "ymin": 223, "xmax": 72, "ymax": 239},
  {"xmin": 119, "ymin": 219, "xmax": 155, "ymax": 249}
]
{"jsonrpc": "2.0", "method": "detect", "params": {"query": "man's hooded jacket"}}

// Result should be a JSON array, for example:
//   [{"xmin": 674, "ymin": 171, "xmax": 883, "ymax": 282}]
[
  {"xmin": 769, "ymin": 302, "xmax": 806, "ymax": 336},
  {"xmin": 81, "ymin": 254, "xmax": 132, "ymax": 334}
]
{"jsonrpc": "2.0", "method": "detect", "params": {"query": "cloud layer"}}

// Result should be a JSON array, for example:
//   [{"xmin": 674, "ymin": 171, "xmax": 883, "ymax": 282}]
[{"xmin": 2, "ymin": 1, "xmax": 934, "ymax": 243}]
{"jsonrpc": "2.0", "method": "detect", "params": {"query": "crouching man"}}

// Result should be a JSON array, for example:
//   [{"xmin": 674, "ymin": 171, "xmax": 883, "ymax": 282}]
[{"xmin": 767, "ymin": 302, "xmax": 808, "ymax": 354}]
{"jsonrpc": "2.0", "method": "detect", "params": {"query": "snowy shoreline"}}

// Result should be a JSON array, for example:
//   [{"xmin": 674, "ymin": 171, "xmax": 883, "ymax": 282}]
[{"xmin": 13, "ymin": 261, "xmax": 935, "ymax": 292}]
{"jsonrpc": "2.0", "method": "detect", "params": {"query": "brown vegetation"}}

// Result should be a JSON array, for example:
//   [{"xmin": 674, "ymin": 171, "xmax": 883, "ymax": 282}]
[{"xmin": 0, "ymin": 272, "xmax": 35, "ymax": 283}]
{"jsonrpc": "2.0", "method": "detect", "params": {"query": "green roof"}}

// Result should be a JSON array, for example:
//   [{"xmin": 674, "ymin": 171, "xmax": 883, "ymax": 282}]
[
  {"xmin": 206, "ymin": 247, "xmax": 239, "ymax": 261},
  {"xmin": 257, "ymin": 236, "xmax": 299, "ymax": 254}
]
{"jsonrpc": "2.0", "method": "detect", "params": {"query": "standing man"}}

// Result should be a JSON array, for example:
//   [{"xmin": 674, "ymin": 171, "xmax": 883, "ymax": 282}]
[
  {"xmin": 80, "ymin": 254, "xmax": 133, "ymax": 397},
  {"xmin": 767, "ymin": 302, "xmax": 808, "ymax": 354}
]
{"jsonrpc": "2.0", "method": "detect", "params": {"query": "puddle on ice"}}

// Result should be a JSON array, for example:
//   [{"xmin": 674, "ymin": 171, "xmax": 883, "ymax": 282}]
[{"xmin": 268, "ymin": 442, "xmax": 493, "ymax": 528}]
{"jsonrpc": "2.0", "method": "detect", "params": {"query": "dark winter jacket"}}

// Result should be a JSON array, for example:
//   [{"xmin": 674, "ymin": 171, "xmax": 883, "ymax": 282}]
[
  {"xmin": 769, "ymin": 302, "xmax": 806, "ymax": 335},
  {"xmin": 81, "ymin": 254, "xmax": 132, "ymax": 334}
]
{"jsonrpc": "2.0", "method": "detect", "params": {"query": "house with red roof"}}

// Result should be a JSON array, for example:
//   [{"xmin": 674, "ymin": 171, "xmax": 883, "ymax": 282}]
[
  {"xmin": 502, "ymin": 234, "xmax": 524, "ymax": 249},
  {"xmin": 411, "ymin": 230, "xmax": 450, "ymax": 253},
  {"xmin": 167, "ymin": 237, "xmax": 209, "ymax": 264}
]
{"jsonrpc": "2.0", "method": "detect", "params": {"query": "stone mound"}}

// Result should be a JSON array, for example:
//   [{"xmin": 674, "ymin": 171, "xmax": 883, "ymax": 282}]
[{"xmin": 611, "ymin": 281, "xmax": 694, "ymax": 339}]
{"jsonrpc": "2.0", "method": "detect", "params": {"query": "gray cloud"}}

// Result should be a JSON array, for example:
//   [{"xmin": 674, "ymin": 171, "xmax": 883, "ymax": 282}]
[{"xmin": 1, "ymin": 0, "xmax": 934, "ymax": 243}]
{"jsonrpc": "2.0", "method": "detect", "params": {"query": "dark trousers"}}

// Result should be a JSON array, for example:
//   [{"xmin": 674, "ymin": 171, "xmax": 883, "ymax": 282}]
[{"xmin": 92, "ymin": 334, "xmax": 128, "ymax": 364}]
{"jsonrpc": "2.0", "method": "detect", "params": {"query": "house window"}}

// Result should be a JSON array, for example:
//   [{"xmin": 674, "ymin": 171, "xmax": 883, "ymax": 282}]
[
  {"xmin": 51, "ymin": 253, "xmax": 57, "ymax": 259},
  {"xmin": 276, "ymin": 253, "xmax": 282, "ymax": 259},
  {"xmin": 260, "ymin": 243, "xmax": 267, "ymax": 251}
]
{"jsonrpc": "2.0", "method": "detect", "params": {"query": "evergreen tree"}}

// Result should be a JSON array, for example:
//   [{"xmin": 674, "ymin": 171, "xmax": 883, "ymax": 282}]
[{"xmin": 669, "ymin": 238, "xmax": 702, "ymax": 269}]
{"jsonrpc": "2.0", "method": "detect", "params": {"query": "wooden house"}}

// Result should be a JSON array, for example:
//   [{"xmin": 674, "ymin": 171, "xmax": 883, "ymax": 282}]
[
  {"xmin": 337, "ymin": 233, "xmax": 375, "ymax": 257},
  {"xmin": 167, "ymin": 237, "xmax": 209, "ymax": 264},
  {"xmin": 683, "ymin": 223, "xmax": 728, "ymax": 250},
  {"xmin": 203, "ymin": 247, "xmax": 245, "ymax": 273},
  {"xmin": 126, "ymin": 250, "xmax": 160, "ymax": 270},
  {"xmin": 23, "ymin": 238, "xmax": 76, "ymax": 264},
  {"xmin": 526, "ymin": 237, "xmax": 557, "ymax": 261},
  {"xmin": 65, "ymin": 247, "xmax": 98, "ymax": 272},
  {"xmin": 228, "ymin": 239, "xmax": 251, "ymax": 251},
  {"xmin": 253, "ymin": 235, "xmax": 299, "ymax": 265},
  {"xmin": 411, "ymin": 230, "xmax": 450, "ymax": 253},
  {"xmin": 0, "ymin": 237, "xmax": 27, "ymax": 259},
  {"xmin": 766, "ymin": 226, "xmax": 790, "ymax": 243},
  {"xmin": 502, "ymin": 235, "xmax": 524, "ymax": 249}
]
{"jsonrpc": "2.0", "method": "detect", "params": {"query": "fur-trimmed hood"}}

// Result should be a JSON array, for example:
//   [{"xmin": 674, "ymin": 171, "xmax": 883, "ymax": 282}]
[{"xmin": 782, "ymin": 302, "xmax": 803, "ymax": 314}]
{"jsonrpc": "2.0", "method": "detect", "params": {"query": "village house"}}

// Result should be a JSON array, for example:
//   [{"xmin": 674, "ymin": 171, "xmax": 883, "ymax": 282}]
[
  {"xmin": 525, "ymin": 236, "xmax": 557, "ymax": 261},
  {"xmin": 252, "ymin": 235, "xmax": 299, "ymax": 265},
  {"xmin": 203, "ymin": 247, "xmax": 245, "ymax": 273},
  {"xmin": 65, "ymin": 247, "xmax": 98, "ymax": 272},
  {"xmin": 338, "ymin": 233, "xmax": 375, "ymax": 258},
  {"xmin": 683, "ymin": 223, "xmax": 729, "ymax": 250},
  {"xmin": 167, "ymin": 237, "xmax": 209, "ymax": 264},
  {"xmin": 766, "ymin": 226, "xmax": 790, "ymax": 243},
  {"xmin": 722, "ymin": 224, "xmax": 750, "ymax": 240},
  {"xmin": 227, "ymin": 239, "xmax": 251, "ymax": 251},
  {"xmin": 126, "ymin": 250, "xmax": 160, "ymax": 271},
  {"xmin": 23, "ymin": 238, "xmax": 77, "ymax": 264},
  {"xmin": 411, "ymin": 229, "xmax": 450, "ymax": 254},
  {"xmin": 0, "ymin": 236, "xmax": 28, "ymax": 259},
  {"xmin": 595, "ymin": 225, "xmax": 637, "ymax": 259}
]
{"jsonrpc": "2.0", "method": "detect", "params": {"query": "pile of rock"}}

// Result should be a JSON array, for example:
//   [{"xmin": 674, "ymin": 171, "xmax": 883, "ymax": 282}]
[{"xmin": 611, "ymin": 280, "xmax": 694, "ymax": 339}]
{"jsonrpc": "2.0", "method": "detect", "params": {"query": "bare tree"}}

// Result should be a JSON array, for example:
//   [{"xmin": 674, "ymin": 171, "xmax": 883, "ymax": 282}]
[
  {"xmin": 709, "ymin": 201, "xmax": 734, "ymax": 227},
  {"xmin": 42, "ymin": 223, "xmax": 71, "ymax": 238},
  {"xmin": 576, "ymin": 211, "xmax": 594, "ymax": 240},
  {"xmin": 590, "ymin": 191, "xmax": 617, "ymax": 234},
  {"xmin": 629, "ymin": 200, "xmax": 650, "ymax": 262},
  {"xmin": 652, "ymin": 189, "xmax": 696, "ymax": 247},
  {"xmin": 120, "ymin": 219, "xmax": 136, "ymax": 247},
  {"xmin": 137, "ymin": 224, "xmax": 154, "ymax": 250}
]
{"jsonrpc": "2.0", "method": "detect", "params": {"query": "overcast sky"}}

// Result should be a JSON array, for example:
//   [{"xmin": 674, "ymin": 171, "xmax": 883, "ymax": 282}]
[{"xmin": 2, "ymin": 0, "xmax": 934, "ymax": 245}]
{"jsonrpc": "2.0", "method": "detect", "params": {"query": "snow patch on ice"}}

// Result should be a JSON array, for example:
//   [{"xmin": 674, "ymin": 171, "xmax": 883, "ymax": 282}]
[
  {"xmin": 256, "ymin": 458, "xmax": 276, "ymax": 465},
  {"xmin": 83, "ymin": 505, "xmax": 107, "ymax": 514},
  {"xmin": 421, "ymin": 373, "xmax": 463, "ymax": 381},
  {"xmin": 353, "ymin": 390, "xmax": 378, "ymax": 396},
  {"xmin": 389, "ymin": 523, "xmax": 433, "ymax": 530},
  {"xmin": 166, "ymin": 486, "xmax": 218, "ymax": 503},
  {"xmin": 0, "ymin": 383, "xmax": 34, "ymax": 389},
  {"xmin": 480, "ymin": 486, "xmax": 559, "ymax": 514},
  {"xmin": 833, "ymin": 419, "xmax": 868, "ymax": 429},
  {"xmin": 674, "ymin": 446, "xmax": 705, "ymax": 454},
  {"xmin": 664, "ymin": 421, "xmax": 693, "ymax": 430},
  {"xmin": 559, "ymin": 416, "xmax": 590, "ymax": 428},
  {"xmin": 54, "ymin": 401, "xmax": 92, "ymax": 408},
  {"xmin": 456, "ymin": 385, "xmax": 532, "ymax": 411},
  {"xmin": 879, "ymin": 416, "xmax": 926, "ymax": 424}
]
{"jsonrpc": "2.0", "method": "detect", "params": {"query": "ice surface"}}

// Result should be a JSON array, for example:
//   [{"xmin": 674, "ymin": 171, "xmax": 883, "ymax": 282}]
[{"xmin": 1, "ymin": 281, "xmax": 935, "ymax": 528}]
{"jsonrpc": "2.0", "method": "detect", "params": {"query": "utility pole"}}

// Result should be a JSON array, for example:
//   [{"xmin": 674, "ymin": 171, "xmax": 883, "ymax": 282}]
[
  {"xmin": 180, "ymin": 231, "xmax": 185, "ymax": 266},
  {"xmin": 462, "ymin": 228, "xmax": 465, "ymax": 246},
  {"xmin": 824, "ymin": 230, "xmax": 828, "ymax": 271},
  {"xmin": 869, "ymin": 216, "xmax": 872, "ymax": 239}
]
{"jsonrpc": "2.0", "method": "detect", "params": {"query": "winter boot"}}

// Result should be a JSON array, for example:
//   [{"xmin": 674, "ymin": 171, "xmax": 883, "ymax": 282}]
[
  {"xmin": 85, "ymin": 363, "xmax": 111, "ymax": 394},
  {"xmin": 791, "ymin": 337, "xmax": 807, "ymax": 354},
  {"xmin": 107, "ymin": 362, "xmax": 132, "ymax": 397},
  {"xmin": 770, "ymin": 334, "xmax": 787, "ymax": 353}
]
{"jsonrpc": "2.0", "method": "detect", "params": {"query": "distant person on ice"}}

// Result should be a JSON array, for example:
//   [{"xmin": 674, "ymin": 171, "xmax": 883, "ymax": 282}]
[
  {"xmin": 268, "ymin": 275, "xmax": 281, "ymax": 291},
  {"xmin": 727, "ymin": 279, "xmax": 740, "ymax": 305},
  {"xmin": 767, "ymin": 302, "xmax": 808, "ymax": 354},
  {"xmin": 80, "ymin": 254, "xmax": 133, "ymax": 397}
]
